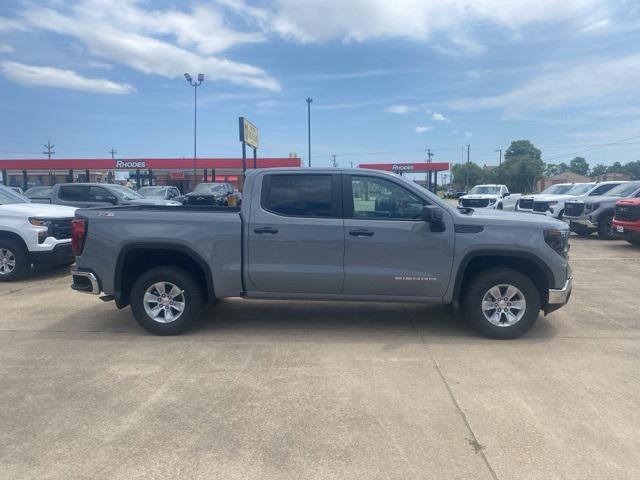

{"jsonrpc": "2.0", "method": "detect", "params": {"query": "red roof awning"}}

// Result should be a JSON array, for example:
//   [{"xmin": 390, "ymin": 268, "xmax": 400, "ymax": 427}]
[
  {"xmin": 358, "ymin": 162, "xmax": 449, "ymax": 172},
  {"xmin": 0, "ymin": 157, "xmax": 301, "ymax": 170}
]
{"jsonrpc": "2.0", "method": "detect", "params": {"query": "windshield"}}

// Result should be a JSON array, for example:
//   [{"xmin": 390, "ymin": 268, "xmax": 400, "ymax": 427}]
[
  {"xmin": 138, "ymin": 187, "xmax": 166, "ymax": 198},
  {"xmin": 193, "ymin": 183, "xmax": 226, "ymax": 194},
  {"xmin": 0, "ymin": 186, "xmax": 30, "ymax": 205},
  {"xmin": 109, "ymin": 185, "xmax": 143, "ymax": 200},
  {"xmin": 25, "ymin": 187, "xmax": 53, "ymax": 197},
  {"xmin": 542, "ymin": 184, "xmax": 574, "ymax": 195},
  {"xmin": 468, "ymin": 186, "xmax": 500, "ymax": 195},
  {"xmin": 607, "ymin": 182, "xmax": 640, "ymax": 197},
  {"xmin": 566, "ymin": 183, "xmax": 594, "ymax": 196}
]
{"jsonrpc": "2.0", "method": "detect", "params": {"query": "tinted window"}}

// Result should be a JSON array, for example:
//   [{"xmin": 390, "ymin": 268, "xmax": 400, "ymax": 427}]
[
  {"xmin": 351, "ymin": 176, "xmax": 425, "ymax": 220},
  {"xmin": 589, "ymin": 183, "xmax": 619, "ymax": 196},
  {"xmin": 59, "ymin": 186, "xmax": 86, "ymax": 201},
  {"xmin": 264, "ymin": 174, "xmax": 333, "ymax": 217},
  {"xmin": 88, "ymin": 186, "xmax": 117, "ymax": 203}
]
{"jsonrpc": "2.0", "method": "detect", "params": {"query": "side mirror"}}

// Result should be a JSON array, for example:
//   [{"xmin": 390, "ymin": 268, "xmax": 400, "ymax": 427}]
[
  {"xmin": 502, "ymin": 192, "xmax": 509, "ymax": 198},
  {"xmin": 107, "ymin": 196, "xmax": 118, "ymax": 205},
  {"xmin": 422, "ymin": 206, "xmax": 446, "ymax": 232}
]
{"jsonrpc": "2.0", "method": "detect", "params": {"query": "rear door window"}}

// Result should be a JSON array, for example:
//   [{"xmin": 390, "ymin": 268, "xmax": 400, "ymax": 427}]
[
  {"xmin": 262, "ymin": 174, "xmax": 335, "ymax": 217},
  {"xmin": 59, "ymin": 186, "xmax": 87, "ymax": 201},
  {"xmin": 88, "ymin": 186, "xmax": 117, "ymax": 203},
  {"xmin": 590, "ymin": 183, "xmax": 618, "ymax": 196}
]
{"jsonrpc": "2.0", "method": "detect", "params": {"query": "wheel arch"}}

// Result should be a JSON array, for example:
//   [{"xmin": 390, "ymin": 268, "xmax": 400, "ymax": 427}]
[
  {"xmin": 452, "ymin": 250, "xmax": 553, "ymax": 310},
  {"xmin": 114, "ymin": 242, "xmax": 215, "ymax": 308}
]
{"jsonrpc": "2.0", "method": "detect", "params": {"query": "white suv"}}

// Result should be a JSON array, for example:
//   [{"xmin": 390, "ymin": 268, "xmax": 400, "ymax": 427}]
[
  {"xmin": 0, "ymin": 186, "xmax": 77, "ymax": 281},
  {"xmin": 518, "ymin": 182, "xmax": 625, "ymax": 220}
]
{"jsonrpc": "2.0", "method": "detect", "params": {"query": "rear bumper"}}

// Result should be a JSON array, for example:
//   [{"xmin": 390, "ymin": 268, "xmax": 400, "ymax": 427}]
[
  {"xmin": 70, "ymin": 268, "xmax": 101, "ymax": 295},
  {"xmin": 547, "ymin": 277, "xmax": 572, "ymax": 313},
  {"xmin": 29, "ymin": 242, "xmax": 74, "ymax": 265}
]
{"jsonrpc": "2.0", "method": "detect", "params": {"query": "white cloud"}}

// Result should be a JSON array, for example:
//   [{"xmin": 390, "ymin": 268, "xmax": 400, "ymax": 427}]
[
  {"xmin": 465, "ymin": 131, "xmax": 473, "ymax": 138},
  {"xmin": 385, "ymin": 104, "xmax": 417, "ymax": 114},
  {"xmin": 0, "ymin": 17, "xmax": 27, "ymax": 32},
  {"xmin": 0, "ymin": 61, "xmax": 134, "ymax": 94},
  {"xmin": 447, "ymin": 54, "xmax": 640, "ymax": 115},
  {"xmin": 0, "ymin": 44, "xmax": 14, "ymax": 53},
  {"xmin": 581, "ymin": 18, "xmax": 610, "ymax": 32},
  {"xmin": 415, "ymin": 126, "xmax": 432, "ymax": 133},
  {"xmin": 431, "ymin": 112, "xmax": 450, "ymax": 122},
  {"xmin": 223, "ymin": 0, "xmax": 610, "ymax": 54},
  {"xmin": 17, "ymin": 1, "xmax": 279, "ymax": 91}
]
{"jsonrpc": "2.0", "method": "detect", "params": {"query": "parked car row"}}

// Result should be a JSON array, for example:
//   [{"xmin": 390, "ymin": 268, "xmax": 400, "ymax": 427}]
[
  {"xmin": 22, "ymin": 182, "xmax": 241, "ymax": 208},
  {"xmin": 512, "ymin": 180, "xmax": 640, "ymax": 242}
]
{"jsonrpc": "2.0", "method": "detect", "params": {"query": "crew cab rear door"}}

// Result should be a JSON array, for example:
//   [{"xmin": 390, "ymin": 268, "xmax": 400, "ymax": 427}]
[
  {"xmin": 342, "ymin": 173, "xmax": 454, "ymax": 298},
  {"xmin": 246, "ymin": 172, "xmax": 344, "ymax": 294}
]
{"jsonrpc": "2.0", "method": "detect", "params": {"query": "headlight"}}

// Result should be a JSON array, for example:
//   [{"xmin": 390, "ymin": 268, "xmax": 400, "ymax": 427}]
[
  {"xmin": 488, "ymin": 198, "xmax": 497, "ymax": 204},
  {"xmin": 544, "ymin": 229, "xmax": 570, "ymax": 258},
  {"xmin": 29, "ymin": 218, "xmax": 52, "ymax": 227}
]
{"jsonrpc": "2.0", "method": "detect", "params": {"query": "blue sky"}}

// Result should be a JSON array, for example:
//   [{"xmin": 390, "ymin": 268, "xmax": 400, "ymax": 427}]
[{"xmin": 1, "ymin": 0, "xmax": 640, "ymax": 170}]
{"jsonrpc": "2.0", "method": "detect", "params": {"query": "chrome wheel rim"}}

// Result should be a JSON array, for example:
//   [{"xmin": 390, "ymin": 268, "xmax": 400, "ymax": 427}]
[
  {"xmin": 481, "ymin": 284, "xmax": 526, "ymax": 327},
  {"xmin": 0, "ymin": 248, "xmax": 16, "ymax": 275},
  {"xmin": 143, "ymin": 282, "xmax": 186, "ymax": 323}
]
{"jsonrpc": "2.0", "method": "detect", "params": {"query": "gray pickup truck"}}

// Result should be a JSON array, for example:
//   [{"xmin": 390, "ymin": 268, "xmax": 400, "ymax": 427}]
[{"xmin": 70, "ymin": 168, "xmax": 572, "ymax": 339}]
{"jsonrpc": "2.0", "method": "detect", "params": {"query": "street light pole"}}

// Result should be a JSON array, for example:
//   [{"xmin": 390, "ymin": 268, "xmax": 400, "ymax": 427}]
[
  {"xmin": 494, "ymin": 149, "xmax": 502, "ymax": 167},
  {"xmin": 306, "ymin": 97, "xmax": 313, "ymax": 167},
  {"xmin": 185, "ymin": 73, "xmax": 204, "ymax": 189}
]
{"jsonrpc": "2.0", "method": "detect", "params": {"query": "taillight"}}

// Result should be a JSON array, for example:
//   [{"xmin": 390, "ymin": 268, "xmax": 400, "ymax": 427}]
[{"xmin": 71, "ymin": 218, "xmax": 87, "ymax": 256}]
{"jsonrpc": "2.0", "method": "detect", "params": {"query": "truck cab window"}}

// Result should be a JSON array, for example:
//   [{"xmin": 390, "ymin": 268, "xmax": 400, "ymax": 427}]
[
  {"xmin": 59, "ymin": 186, "xmax": 86, "ymax": 201},
  {"xmin": 263, "ymin": 174, "xmax": 333, "ymax": 217},
  {"xmin": 351, "ymin": 176, "xmax": 425, "ymax": 220}
]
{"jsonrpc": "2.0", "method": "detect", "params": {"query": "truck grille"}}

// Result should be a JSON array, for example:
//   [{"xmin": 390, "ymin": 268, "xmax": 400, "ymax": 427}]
[
  {"xmin": 615, "ymin": 205, "xmax": 640, "ymax": 222},
  {"xmin": 564, "ymin": 202, "xmax": 584, "ymax": 217},
  {"xmin": 49, "ymin": 218, "xmax": 73, "ymax": 240},
  {"xmin": 533, "ymin": 201, "xmax": 550, "ymax": 213},
  {"xmin": 518, "ymin": 198, "xmax": 534, "ymax": 210},
  {"xmin": 461, "ymin": 198, "xmax": 490, "ymax": 208}
]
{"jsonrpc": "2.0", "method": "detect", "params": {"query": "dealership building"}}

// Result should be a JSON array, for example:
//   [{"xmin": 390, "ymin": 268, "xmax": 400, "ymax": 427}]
[{"xmin": 0, "ymin": 157, "xmax": 301, "ymax": 192}]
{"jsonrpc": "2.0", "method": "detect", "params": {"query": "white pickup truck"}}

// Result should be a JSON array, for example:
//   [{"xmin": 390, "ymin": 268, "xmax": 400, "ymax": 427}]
[
  {"xmin": 458, "ymin": 184, "xmax": 520, "ymax": 211},
  {"xmin": 0, "ymin": 186, "xmax": 76, "ymax": 281}
]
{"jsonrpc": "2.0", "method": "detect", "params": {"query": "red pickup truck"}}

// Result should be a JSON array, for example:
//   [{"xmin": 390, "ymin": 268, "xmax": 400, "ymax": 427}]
[{"xmin": 612, "ymin": 198, "xmax": 640, "ymax": 246}]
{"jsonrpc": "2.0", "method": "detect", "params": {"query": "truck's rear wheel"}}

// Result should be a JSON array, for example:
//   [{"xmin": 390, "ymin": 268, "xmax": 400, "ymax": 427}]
[
  {"xmin": 0, "ymin": 239, "xmax": 29, "ymax": 282},
  {"xmin": 462, "ymin": 267, "xmax": 540, "ymax": 339},
  {"xmin": 130, "ymin": 266, "xmax": 203, "ymax": 335},
  {"xmin": 597, "ymin": 213, "xmax": 615, "ymax": 240}
]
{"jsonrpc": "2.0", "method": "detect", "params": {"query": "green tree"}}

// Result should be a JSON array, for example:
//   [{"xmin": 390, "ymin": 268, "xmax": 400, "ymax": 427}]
[
  {"xmin": 501, "ymin": 140, "xmax": 544, "ymax": 192},
  {"xmin": 569, "ymin": 157, "xmax": 590, "ymax": 176},
  {"xmin": 591, "ymin": 164, "xmax": 608, "ymax": 177},
  {"xmin": 451, "ymin": 162, "xmax": 484, "ymax": 189},
  {"xmin": 622, "ymin": 160, "xmax": 640, "ymax": 180},
  {"xmin": 544, "ymin": 164, "xmax": 560, "ymax": 177}
]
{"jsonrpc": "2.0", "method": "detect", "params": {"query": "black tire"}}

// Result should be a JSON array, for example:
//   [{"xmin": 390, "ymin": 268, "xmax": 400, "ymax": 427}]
[
  {"xmin": 497, "ymin": 203, "xmax": 504, "ymax": 210},
  {"xmin": 597, "ymin": 213, "xmax": 615, "ymax": 240},
  {"xmin": 571, "ymin": 224, "xmax": 592, "ymax": 237},
  {"xmin": 0, "ymin": 238, "xmax": 29, "ymax": 282},
  {"xmin": 130, "ymin": 266, "xmax": 204, "ymax": 335},
  {"xmin": 462, "ymin": 267, "xmax": 541, "ymax": 339}
]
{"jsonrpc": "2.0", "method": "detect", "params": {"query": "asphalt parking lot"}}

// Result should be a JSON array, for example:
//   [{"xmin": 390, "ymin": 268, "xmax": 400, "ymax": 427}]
[{"xmin": 1, "ymin": 235, "xmax": 639, "ymax": 479}]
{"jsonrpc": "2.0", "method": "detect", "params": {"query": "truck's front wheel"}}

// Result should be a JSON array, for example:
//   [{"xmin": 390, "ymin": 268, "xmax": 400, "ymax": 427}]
[
  {"xmin": 462, "ymin": 268, "xmax": 540, "ymax": 339},
  {"xmin": 130, "ymin": 266, "xmax": 203, "ymax": 335},
  {"xmin": 0, "ymin": 239, "xmax": 29, "ymax": 282}
]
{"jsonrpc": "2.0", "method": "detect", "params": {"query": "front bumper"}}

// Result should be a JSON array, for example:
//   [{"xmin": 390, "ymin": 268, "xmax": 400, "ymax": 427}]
[
  {"xmin": 547, "ymin": 277, "xmax": 572, "ymax": 313},
  {"xmin": 70, "ymin": 268, "xmax": 101, "ymax": 295},
  {"xmin": 29, "ymin": 242, "xmax": 74, "ymax": 265}
]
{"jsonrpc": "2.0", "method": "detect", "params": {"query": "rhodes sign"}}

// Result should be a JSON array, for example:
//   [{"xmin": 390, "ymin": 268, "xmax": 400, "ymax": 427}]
[{"xmin": 115, "ymin": 160, "xmax": 147, "ymax": 169}]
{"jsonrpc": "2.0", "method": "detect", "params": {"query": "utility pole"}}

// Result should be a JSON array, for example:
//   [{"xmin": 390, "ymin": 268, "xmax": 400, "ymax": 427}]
[
  {"xmin": 109, "ymin": 148, "xmax": 117, "ymax": 160},
  {"xmin": 331, "ymin": 154, "xmax": 338, "ymax": 168},
  {"xmin": 494, "ymin": 149, "xmax": 502, "ymax": 167},
  {"xmin": 43, "ymin": 140, "xmax": 55, "ymax": 160},
  {"xmin": 306, "ymin": 97, "xmax": 313, "ymax": 167},
  {"xmin": 108, "ymin": 148, "xmax": 117, "ymax": 184}
]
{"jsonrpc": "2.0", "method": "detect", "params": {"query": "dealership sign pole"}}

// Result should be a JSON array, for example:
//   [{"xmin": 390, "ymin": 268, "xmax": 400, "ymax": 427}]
[{"xmin": 239, "ymin": 117, "xmax": 259, "ymax": 188}]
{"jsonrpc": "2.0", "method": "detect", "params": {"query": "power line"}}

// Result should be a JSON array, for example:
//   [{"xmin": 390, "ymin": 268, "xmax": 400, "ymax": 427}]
[{"xmin": 544, "ymin": 134, "xmax": 640, "ymax": 162}]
